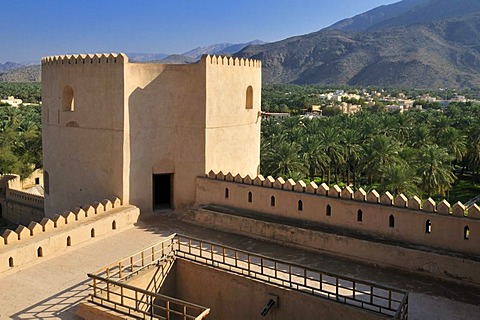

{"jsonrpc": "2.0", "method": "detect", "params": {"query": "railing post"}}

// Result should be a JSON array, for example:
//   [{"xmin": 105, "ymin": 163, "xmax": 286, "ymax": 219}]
[
  {"xmin": 135, "ymin": 290, "xmax": 139, "ymax": 310},
  {"xmin": 152, "ymin": 246, "xmax": 155, "ymax": 262},
  {"xmin": 92, "ymin": 277, "xmax": 97, "ymax": 297},
  {"xmin": 289, "ymin": 265, "xmax": 292, "ymax": 287},
  {"xmin": 389, "ymin": 290, "xmax": 392, "ymax": 309},
  {"xmin": 304, "ymin": 269, "xmax": 307, "ymax": 287},
  {"xmin": 142, "ymin": 251, "xmax": 145, "ymax": 266},
  {"xmin": 336, "ymin": 277, "xmax": 339, "ymax": 300},
  {"xmin": 130, "ymin": 256, "xmax": 134, "ymax": 272},
  {"xmin": 166, "ymin": 300, "xmax": 170, "ymax": 320},
  {"xmin": 119, "ymin": 261, "xmax": 122, "ymax": 278},
  {"xmin": 370, "ymin": 285, "xmax": 373, "ymax": 305},
  {"xmin": 150, "ymin": 295, "xmax": 154, "ymax": 320},
  {"xmin": 353, "ymin": 281, "xmax": 356, "ymax": 300}
]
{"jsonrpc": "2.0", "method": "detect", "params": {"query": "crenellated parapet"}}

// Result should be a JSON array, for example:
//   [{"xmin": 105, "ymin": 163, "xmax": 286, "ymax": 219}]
[
  {"xmin": 197, "ymin": 170, "xmax": 480, "ymax": 257},
  {"xmin": 5, "ymin": 175, "xmax": 44, "ymax": 209},
  {"xmin": 1, "ymin": 197, "xmax": 122, "ymax": 245},
  {"xmin": 205, "ymin": 170, "xmax": 479, "ymax": 219},
  {"xmin": 202, "ymin": 54, "xmax": 261, "ymax": 68},
  {"xmin": 0, "ymin": 174, "xmax": 18, "ymax": 196},
  {"xmin": 0, "ymin": 197, "xmax": 140, "ymax": 273},
  {"xmin": 206, "ymin": 171, "xmax": 478, "ymax": 217},
  {"xmin": 41, "ymin": 53, "xmax": 128, "ymax": 66}
]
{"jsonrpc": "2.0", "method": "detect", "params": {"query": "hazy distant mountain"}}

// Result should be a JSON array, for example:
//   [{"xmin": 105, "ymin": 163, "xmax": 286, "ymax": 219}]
[
  {"xmin": 0, "ymin": 65, "xmax": 41, "ymax": 82},
  {"xmin": 236, "ymin": 0, "xmax": 480, "ymax": 88},
  {"xmin": 182, "ymin": 40, "xmax": 266, "ymax": 59},
  {"xmin": 0, "ymin": 62, "xmax": 23, "ymax": 73},
  {"xmin": 126, "ymin": 53, "xmax": 169, "ymax": 62},
  {"xmin": 154, "ymin": 54, "xmax": 197, "ymax": 64}
]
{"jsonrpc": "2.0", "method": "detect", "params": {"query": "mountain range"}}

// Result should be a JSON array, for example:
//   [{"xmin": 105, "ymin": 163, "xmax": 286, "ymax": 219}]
[
  {"xmin": 236, "ymin": 0, "xmax": 480, "ymax": 88},
  {"xmin": 3, "ymin": 0, "xmax": 480, "ymax": 88},
  {"xmin": 0, "ymin": 40, "xmax": 266, "ymax": 82}
]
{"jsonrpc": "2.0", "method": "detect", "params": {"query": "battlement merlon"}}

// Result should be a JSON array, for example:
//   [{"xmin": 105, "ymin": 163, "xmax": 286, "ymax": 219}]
[
  {"xmin": 41, "ymin": 53, "xmax": 128, "ymax": 66},
  {"xmin": 201, "ymin": 54, "xmax": 261, "ymax": 68},
  {"xmin": 41, "ymin": 53, "xmax": 261, "ymax": 69}
]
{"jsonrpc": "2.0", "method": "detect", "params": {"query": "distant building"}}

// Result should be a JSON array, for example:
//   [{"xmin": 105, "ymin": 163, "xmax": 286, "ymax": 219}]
[
  {"xmin": 1, "ymin": 96, "xmax": 22, "ymax": 107},
  {"xmin": 339, "ymin": 102, "xmax": 360, "ymax": 114}
]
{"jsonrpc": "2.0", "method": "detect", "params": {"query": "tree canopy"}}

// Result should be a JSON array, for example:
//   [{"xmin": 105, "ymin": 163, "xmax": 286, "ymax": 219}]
[
  {"xmin": 261, "ymin": 104, "xmax": 480, "ymax": 202},
  {"xmin": 0, "ymin": 104, "xmax": 42, "ymax": 178}
]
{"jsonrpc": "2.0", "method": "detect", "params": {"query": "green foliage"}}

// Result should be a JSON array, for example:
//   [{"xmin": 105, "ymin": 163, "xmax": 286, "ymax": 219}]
[
  {"xmin": 0, "ymin": 82, "xmax": 41, "ymax": 103},
  {"xmin": 260, "ymin": 103, "xmax": 480, "ymax": 201},
  {"xmin": 0, "ymin": 104, "xmax": 42, "ymax": 178}
]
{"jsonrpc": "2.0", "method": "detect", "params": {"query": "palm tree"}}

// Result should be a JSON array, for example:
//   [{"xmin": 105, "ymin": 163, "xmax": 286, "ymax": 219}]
[
  {"xmin": 342, "ymin": 129, "xmax": 364, "ymax": 186},
  {"xmin": 363, "ymin": 135, "xmax": 403, "ymax": 185},
  {"xmin": 467, "ymin": 127, "xmax": 480, "ymax": 181},
  {"xmin": 317, "ymin": 126, "xmax": 344, "ymax": 185},
  {"xmin": 300, "ymin": 135, "xmax": 327, "ymax": 181},
  {"xmin": 417, "ymin": 144, "xmax": 456, "ymax": 197},
  {"xmin": 436, "ymin": 127, "xmax": 466, "ymax": 164},
  {"xmin": 381, "ymin": 163, "xmax": 420, "ymax": 197},
  {"xmin": 262, "ymin": 136, "xmax": 305, "ymax": 179}
]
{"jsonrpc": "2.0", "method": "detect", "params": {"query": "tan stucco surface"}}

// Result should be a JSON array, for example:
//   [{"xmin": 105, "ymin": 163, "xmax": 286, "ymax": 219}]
[
  {"xmin": 1, "ymin": 215, "xmax": 479, "ymax": 319},
  {"xmin": 172, "ymin": 259, "xmax": 385, "ymax": 320},
  {"xmin": 42, "ymin": 54, "xmax": 261, "ymax": 216}
]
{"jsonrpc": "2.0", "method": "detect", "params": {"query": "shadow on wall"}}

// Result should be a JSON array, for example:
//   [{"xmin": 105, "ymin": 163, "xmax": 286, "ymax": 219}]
[
  {"xmin": 129, "ymin": 215, "xmax": 480, "ymax": 315},
  {"xmin": 127, "ymin": 63, "xmax": 206, "ymax": 212}
]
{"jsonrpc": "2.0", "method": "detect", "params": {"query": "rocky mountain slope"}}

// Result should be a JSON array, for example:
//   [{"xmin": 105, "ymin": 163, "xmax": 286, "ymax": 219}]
[
  {"xmin": 0, "ymin": 65, "xmax": 41, "ymax": 82},
  {"xmin": 327, "ymin": 0, "xmax": 430, "ymax": 32},
  {"xmin": 182, "ymin": 40, "xmax": 266, "ymax": 59},
  {"xmin": 237, "ymin": 0, "xmax": 480, "ymax": 88}
]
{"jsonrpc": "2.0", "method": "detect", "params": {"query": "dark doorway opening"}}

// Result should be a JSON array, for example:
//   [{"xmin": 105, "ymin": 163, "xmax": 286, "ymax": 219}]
[{"xmin": 153, "ymin": 174, "xmax": 172, "ymax": 210}]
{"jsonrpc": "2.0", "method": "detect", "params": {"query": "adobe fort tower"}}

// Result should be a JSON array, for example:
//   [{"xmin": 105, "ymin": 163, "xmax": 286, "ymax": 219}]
[{"xmin": 42, "ymin": 53, "xmax": 261, "ymax": 216}]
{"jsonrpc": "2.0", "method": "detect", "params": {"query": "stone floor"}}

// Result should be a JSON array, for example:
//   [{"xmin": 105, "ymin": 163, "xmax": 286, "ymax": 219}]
[{"xmin": 1, "ymin": 212, "xmax": 480, "ymax": 319}]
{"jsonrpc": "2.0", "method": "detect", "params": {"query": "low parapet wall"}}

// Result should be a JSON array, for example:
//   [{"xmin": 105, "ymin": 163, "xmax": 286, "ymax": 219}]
[
  {"xmin": 196, "ymin": 171, "xmax": 480, "ymax": 257},
  {"xmin": 0, "ymin": 197, "xmax": 140, "ymax": 273},
  {"xmin": 187, "ymin": 207, "xmax": 480, "ymax": 286},
  {"xmin": 1, "ymin": 174, "xmax": 45, "ymax": 224}
]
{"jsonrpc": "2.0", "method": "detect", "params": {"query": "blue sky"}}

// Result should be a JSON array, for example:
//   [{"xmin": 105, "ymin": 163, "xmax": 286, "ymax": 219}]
[{"xmin": 1, "ymin": 0, "xmax": 400, "ymax": 63}]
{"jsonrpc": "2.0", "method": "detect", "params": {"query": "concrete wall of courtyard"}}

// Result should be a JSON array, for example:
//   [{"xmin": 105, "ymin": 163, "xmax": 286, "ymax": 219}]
[{"xmin": 168, "ymin": 259, "xmax": 386, "ymax": 320}]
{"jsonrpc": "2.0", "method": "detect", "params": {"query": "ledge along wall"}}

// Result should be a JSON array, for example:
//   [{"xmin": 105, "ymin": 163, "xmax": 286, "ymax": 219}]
[
  {"xmin": 0, "ymin": 197, "xmax": 140, "ymax": 273},
  {"xmin": 193, "ymin": 171, "xmax": 480, "ymax": 284}
]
